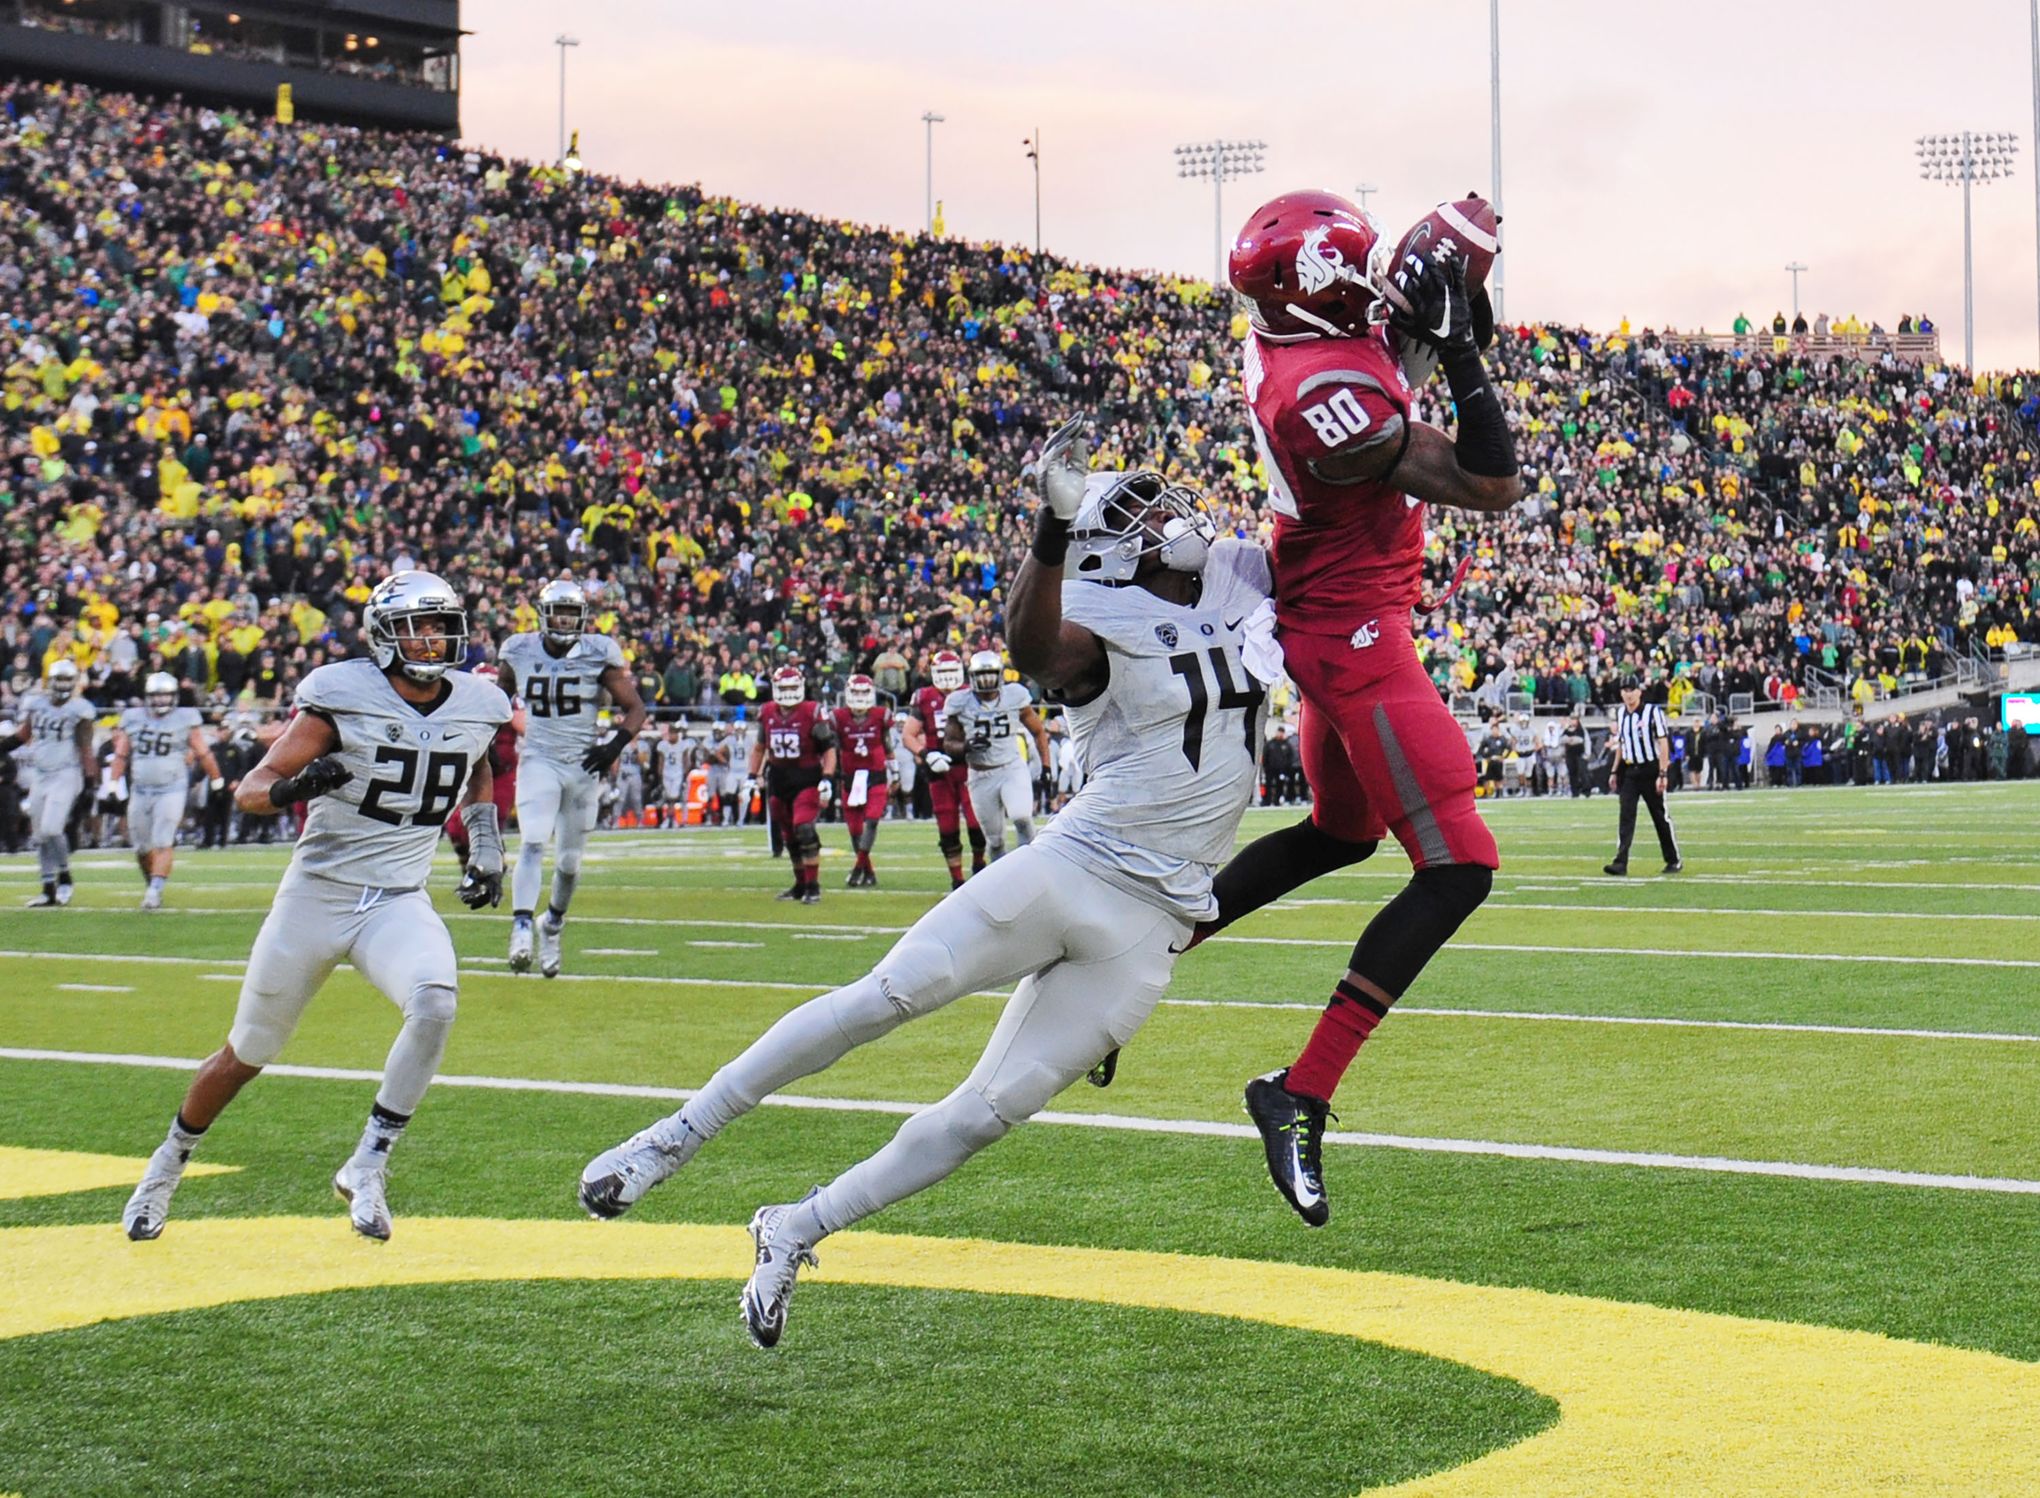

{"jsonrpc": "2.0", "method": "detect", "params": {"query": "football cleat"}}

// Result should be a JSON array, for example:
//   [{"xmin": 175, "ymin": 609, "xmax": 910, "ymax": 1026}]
[
  {"xmin": 1663, "ymin": 859, "xmax": 1683, "ymax": 875},
  {"xmin": 798, "ymin": 886, "xmax": 821, "ymax": 905},
  {"xmin": 538, "ymin": 912, "xmax": 564, "ymax": 979},
  {"xmin": 55, "ymin": 875, "xmax": 74, "ymax": 906},
  {"xmin": 1243, "ymin": 1069, "xmax": 1332, "ymax": 1228},
  {"xmin": 1602, "ymin": 862, "xmax": 1628, "ymax": 877},
  {"xmin": 332, "ymin": 1161, "xmax": 392, "ymax": 1242},
  {"xmin": 26, "ymin": 889, "xmax": 60, "ymax": 909},
  {"xmin": 578, "ymin": 1116, "xmax": 703, "ymax": 1219},
  {"xmin": 775, "ymin": 882, "xmax": 803, "ymax": 902},
  {"xmin": 740, "ymin": 1196, "xmax": 821, "ymax": 1349},
  {"xmin": 121, "ymin": 1150, "xmax": 186, "ymax": 1241},
  {"xmin": 140, "ymin": 885, "xmax": 163, "ymax": 911},
  {"xmin": 508, "ymin": 916, "xmax": 535, "ymax": 973},
  {"xmin": 1086, "ymin": 1048, "xmax": 1120, "ymax": 1089}
]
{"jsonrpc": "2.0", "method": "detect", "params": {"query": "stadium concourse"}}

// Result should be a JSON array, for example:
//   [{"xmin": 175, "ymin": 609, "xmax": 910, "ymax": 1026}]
[{"xmin": 0, "ymin": 75, "xmax": 2035, "ymax": 735}]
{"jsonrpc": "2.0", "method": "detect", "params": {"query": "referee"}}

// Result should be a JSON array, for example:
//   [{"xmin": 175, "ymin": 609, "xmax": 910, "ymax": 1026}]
[{"xmin": 1604, "ymin": 677, "xmax": 1683, "ymax": 876}]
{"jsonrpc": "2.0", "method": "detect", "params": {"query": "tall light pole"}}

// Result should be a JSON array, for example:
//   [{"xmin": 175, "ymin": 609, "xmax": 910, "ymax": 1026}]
[
  {"xmin": 1023, "ymin": 129, "xmax": 1042, "ymax": 254},
  {"xmin": 1175, "ymin": 139, "xmax": 1266, "ymax": 286},
  {"xmin": 1917, "ymin": 131, "xmax": 2020, "ymax": 370},
  {"xmin": 920, "ymin": 111, "xmax": 945, "ymax": 235},
  {"xmin": 554, "ymin": 34, "xmax": 579, "ymax": 165},
  {"xmin": 1784, "ymin": 261, "xmax": 1808, "ymax": 321},
  {"xmin": 2030, "ymin": 2, "xmax": 2040, "ymax": 360},
  {"xmin": 1489, "ymin": 0, "xmax": 1504, "ymax": 320},
  {"xmin": 1354, "ymin": 182, "xmax": 1379, "ymax": 214}
]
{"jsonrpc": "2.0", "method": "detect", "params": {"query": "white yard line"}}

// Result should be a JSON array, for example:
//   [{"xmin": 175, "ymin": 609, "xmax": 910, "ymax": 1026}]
[
  {"xmin": 54, "ymin": 983, "xmax": 134, "ymax": 994},
  {"xmin": 3, "ymin": 1045, "xmax": 2032, "ymax": 1196},
  {"xmin": 7, "ymin": 950, "xmax": 2039, "ymax": 1044}
]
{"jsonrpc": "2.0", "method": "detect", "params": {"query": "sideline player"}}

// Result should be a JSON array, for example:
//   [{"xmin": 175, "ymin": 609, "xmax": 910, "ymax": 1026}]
[
  {"xmin": 755, "ymin": 666, "xmax": 836, "ymax": 903},
  {"xmin": 655, "ymin": 722, "xmax": 690, "ymax": 824},
  {"xmin": 831, "ymin": 673, "xmax": 891, "ymax": 887},
  {"xmin": 1215, "ymin": 190, "xmax": 1522, "ymax": 1225},
  {"xmin": 497, "ymin": 578, "xmax": 648, "ymax": 977},
  {"xmin": 580, "ymin": 422, "xmax": 1272, "ymax": 1348},
  {"xmin": 108, "ymin": 672, "xmax": 224, "ymax": 909},
  {"xmin": 943, "ymin": 651, "xmax": 1049, "ymax": 862},
  {"xmin": 9, "ymin": 659, "xmax": 96, "ymax": 907},
  {"xmin": 902, "ymin": 651, "xmax": 985, "ymax": 887},
  {"xmin": 121, "ymin": 571, "xmax": 510, "ymax": 1242}
]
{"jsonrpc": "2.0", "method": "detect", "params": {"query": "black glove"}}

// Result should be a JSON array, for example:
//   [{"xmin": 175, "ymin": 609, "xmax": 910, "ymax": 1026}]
[
  {"xmin": 457, "ymin": 864, "xmax": 504, "ymax": 909},
  {"xmin": 1385, "ymin": 245, "xmax": 1476, "ymax": 355},
  {"xmin": 581, "ymin": 730, "xmax": 630, "ymax": 775},
  {"xmin": 271, "ymin": 754, "xmax": 352, "ymax": 807}
]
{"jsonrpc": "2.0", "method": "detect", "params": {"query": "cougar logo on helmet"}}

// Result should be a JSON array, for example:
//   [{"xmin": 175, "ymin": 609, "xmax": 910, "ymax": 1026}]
[{"xmin": 1296, "ymin": 226, "xmax": 1363, "ymax": 297}]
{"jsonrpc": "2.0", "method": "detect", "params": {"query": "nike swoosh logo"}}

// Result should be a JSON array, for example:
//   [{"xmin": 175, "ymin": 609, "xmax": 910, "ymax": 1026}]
[
  {"xmin": 1432, "ymin": 284, "xmax": 1454, "ymax": 341},
  {"xmin": 1225, "ymin": 617, "xmax": 1244, "ymax": 631},
  {"xmin": 1289, "ymin": 1139, "xmax": 1321, "ymax": 1206}
]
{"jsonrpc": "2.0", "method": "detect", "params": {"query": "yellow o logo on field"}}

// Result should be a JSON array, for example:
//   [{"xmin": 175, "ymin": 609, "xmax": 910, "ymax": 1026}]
[{"xmin": 1, "ymin": 1150, "xmax": 2035, "ymax": 1495}]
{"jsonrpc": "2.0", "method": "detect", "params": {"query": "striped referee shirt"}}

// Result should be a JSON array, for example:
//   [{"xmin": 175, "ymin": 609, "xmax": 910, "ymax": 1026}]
[{"xmin": 1616, "ymin": 702, "xmax": 1669, "ymax": 765}]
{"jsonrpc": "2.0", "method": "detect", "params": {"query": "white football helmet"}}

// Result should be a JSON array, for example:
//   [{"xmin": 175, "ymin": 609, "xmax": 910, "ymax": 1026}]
[
  {"xmin": 366, "ymin": 570, "xmax": 467, "ymax": 684},
  {"xmin": 930, "ymin": 650, "xmax": 966, "ymax": 693},
  {"xmin": 538, "ymin": 577, "xmax": 587, "ymax": 648},
  {"xmin": 1069, "ymin": 471, "xmax": 1214, "ymax": 586},
  {"xmin": 968, "ymin": 650, "xmax": 1003, "ymax": 698},
  {"xmin": 845, "ymin": 673, "xmax": 876, "ymax": 711},
  {"xmin": 145, "ymin": 671, "xmax": 178, "ymax": 713},
  {"xmin": 771, "ymin": 666, "xmax": 805, "ymax": 707},
  {"xmin": 45, "ymin": 658, "xmax": 79, "ymax": 703}
]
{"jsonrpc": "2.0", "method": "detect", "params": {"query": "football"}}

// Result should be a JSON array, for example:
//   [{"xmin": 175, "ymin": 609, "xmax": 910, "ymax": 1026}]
[{"xmin": 1377, "ymin": 193, "xmax": 1501, "ymax": 384}]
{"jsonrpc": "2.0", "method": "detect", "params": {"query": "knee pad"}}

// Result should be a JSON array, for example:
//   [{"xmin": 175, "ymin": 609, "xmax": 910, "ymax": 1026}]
[
  {"xmin": 792, "ymin": 823, "xmax": 822, "ymax": 861},
  {"xmin": 405, "ymin": 982, "xmax": 459, "ymax": 1029},
  {"xmin": 823, "ymin": 974, "xmax": 907, "ymax": 1046},
  {"xmin": 871, "ymin": 929, "xmax": 961, "ymax": 1020},
  {"xmin": 940, "ymin": 1086, "xmax": 1012, "ymax": 1154},
  {"xmin": 966, "ymin": 825, "xmax": 986, "ymax": 852},
  {"xmin": 1415, "ymin": 861, "xmax": 1493, "ymax": 921},
  {"xmin": 227, "ymin": 1007, "xmax": 291, "ymax": 1068},
  {"xmin": 938, "ymin": 830, "xmax": 962, "ymax": 858}
]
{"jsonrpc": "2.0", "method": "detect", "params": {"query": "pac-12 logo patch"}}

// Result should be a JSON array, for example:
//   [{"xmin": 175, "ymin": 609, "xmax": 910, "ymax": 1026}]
[
  {"xmin": 1155, "ymin": 623, "xmax": 1179, "ymax": 648},
  {"xmin": 385, "ymin": 722, "xmax": 404, "ymax": 742}
]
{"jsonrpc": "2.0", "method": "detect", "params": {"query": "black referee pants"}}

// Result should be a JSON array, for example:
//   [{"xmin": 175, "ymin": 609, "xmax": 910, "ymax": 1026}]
[{"xmin": 1612, "ymin": 766, "xmax": 1680, "ymax": 869}]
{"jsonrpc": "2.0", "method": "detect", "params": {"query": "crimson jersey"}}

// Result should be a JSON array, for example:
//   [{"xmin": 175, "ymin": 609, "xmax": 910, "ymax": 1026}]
[
  {"xmin": 832, "ymin": 706, "xmax": 892, "ymax": 774},
  {"xmin": 911, "ymin": 686, "xmax": 965, "ymax": 776},
  {"xmin": 1243, "ymin": 325, "xmax": 1422, "ymax": 644},
  {"xmin": 487, "ymin": 720, "xmax": 520, "ymax": 777},
  {"xmin": 759, "ymin": 700, "xmax": 832, "ymax": 791}
]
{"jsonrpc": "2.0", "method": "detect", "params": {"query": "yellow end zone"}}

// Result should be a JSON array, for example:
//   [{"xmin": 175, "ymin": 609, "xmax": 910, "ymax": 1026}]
[
  {"xmin": 0, "ymin": 1144, "xmax": 237, "ymax": 1201},
  {"xmin": 1, "ymin": 1153, "xmax": 2035, "ymax": 1495}
]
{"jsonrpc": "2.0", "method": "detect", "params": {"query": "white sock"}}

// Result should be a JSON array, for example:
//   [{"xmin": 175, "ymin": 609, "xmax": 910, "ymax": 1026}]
[{"xmin": 349, "ymin": 1105, "xmax": 408, "ymax": 1173}]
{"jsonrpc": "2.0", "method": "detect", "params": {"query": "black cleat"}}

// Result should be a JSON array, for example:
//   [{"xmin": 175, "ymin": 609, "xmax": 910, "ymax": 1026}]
[
  {"xmin": 1086, "ymin": 1048, "xmax": 1120, "ymax": 1088},
  {"xmin": 950, "ymin": 875, "xmax": 967, "ymax": 891},
  {"xmin": 798, "ymin": 886, "xmax": 821, "ymax": 905},
  {"xmin": 1243, "ymin": 1069, "xmax": 1331, "ymax": 1227},
  {"xmin": 1662, "ymin": 859, "xmax": 1683, "ymax": 874},
  {"xmin": 1602, "ymin": 862, "xmax": 1628, "ymax": 877},
  {"xmin": 775, "ymin": 882, "xmax": 803, "ymax": 901}
]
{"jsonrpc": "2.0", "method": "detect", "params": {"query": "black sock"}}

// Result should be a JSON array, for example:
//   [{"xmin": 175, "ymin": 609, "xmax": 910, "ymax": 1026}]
[{"xmin": 1208, "ymin": 818, "xmax": 1378, "ymax": 934}]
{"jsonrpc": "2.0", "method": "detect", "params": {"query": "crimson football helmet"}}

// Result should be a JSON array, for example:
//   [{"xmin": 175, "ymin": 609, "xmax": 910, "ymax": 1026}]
[
  {"xmin": 771, "ymin": 666, "xmax": 805, "ymax": 707},
  {"xmin": 930, "ymin": 650, "xmax": 966, "ymax": 693},
  {"xmin": 844, "ymin": 673, "xmax": 876, "ymax": 711},
  {"xmin": 1228, "ymin": 190, "xmax": 1383, "ymax": 341}
]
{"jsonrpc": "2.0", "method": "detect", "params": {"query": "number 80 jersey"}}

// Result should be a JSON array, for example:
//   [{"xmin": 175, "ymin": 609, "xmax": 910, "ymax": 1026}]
[
  {"xmin": 290, "ymin": 660, "xmax": 511, "ymax": 891},
  {"xmin": 499, "ymin": 631, "xmax": 626, "ymax": 767}
]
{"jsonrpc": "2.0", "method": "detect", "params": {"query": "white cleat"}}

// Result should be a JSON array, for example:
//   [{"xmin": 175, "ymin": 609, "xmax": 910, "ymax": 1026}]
[
  {"xmin": 332, "ymin": 1161, "xmax": 393, "ymax": 1242},
  {"xmin": 121, "ymin": 1149, "xmax": 186, "ymax": 1241},
  {"xmin": 578, "ymin": 1116, "xmax": 703, "ymax": 1219},
  {"xmin": 140, "ymin": 885, "xmax": 163, "ymax": 911},
  {"xmin": 538, "ymin": 913, "xmax": 564, "ymax": 979},
  {"xmin": 740, "ymin": 1196, "xmax": 821, "ymax": 1349},
  {"xmin": 54, "ymin": 880, "xmax": 74, "ymax": 907},
  {"xmin": 507, "ymin": 917, "xmax": 534, "ymax": 975}
]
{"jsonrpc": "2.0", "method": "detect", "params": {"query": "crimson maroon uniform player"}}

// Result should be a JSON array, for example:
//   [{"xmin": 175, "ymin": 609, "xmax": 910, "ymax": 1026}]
[
  {"xmin": 831, "ymin": 674, "xmax": 892, "ymax": 888},
  {"xmin": 901, "ymin": 650, "xmax": 986, "ymax": 888},
  {"xmin": 447, "ymin": 665, "xmax": 522, "ymax": 874},
  {"xmin": 1210, "ymin": 188, "xmax": 1523, "ymax": 1226},
  {"xmin": 752, "ymin": 667, "xmax": 838, "ymax": 904}
]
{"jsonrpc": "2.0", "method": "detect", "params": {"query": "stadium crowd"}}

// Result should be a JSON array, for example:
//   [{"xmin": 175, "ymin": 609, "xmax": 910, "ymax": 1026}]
[{"xmin": 1, "ymin": 76, "xmax": 2035, "ymax": 749}]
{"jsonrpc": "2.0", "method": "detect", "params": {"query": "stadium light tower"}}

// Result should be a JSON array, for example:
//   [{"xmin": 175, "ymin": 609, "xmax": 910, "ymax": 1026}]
[
  {"xmin": 1489, "ymin": 0, "xmax": 1504, "ymax": 320},
  {"xmin": 2030, "ymin": 2, "xmax": 2040, "ymax": 360},
  {"xmin": 554, "ymin": 35, "xmax": 579, "ymax": 166},
  {"xmin": 921, "ymin": 111, "xmax": 945, "ymax": 236},
  {"xmin": 1917, "ymin": 131, "xmax": 2020, "ymax": 370},
  {"xmin": 1784, "ymin": 261, "xmax": 1808, "ymax": 321},
  {"xmin": 1175, "ymin": 139, "xmax": 1266, "ymax": 286},
  {"xmin": 1023, "ymin": 129, "xmax": 1042, "ymax": 254}
]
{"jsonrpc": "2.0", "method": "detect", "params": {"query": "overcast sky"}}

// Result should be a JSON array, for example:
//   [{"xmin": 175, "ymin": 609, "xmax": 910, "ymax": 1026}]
[{"xmin": 461, "ymin": 0, "xmax": 2040, "ymax": 371}]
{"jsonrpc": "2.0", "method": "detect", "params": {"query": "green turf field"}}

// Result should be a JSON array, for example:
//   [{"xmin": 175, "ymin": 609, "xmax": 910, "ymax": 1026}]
[{"xmin": 1, "ymin": 783, "xmax": 2036, "ymax": 1495}]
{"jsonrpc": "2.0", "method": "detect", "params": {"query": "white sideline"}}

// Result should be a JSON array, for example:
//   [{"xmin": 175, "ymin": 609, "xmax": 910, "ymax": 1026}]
[
  {"xmin": 9, "ymin": 950, "xmax": 2040, "ymax": 1044},
  {"xmin": 3, "ymin": 1045, "xmax": 2034, "ymax": 1197}
]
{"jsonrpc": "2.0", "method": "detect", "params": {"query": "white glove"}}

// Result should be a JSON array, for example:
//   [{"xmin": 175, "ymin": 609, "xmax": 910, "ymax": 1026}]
[
  {"xmin": 924, "ymin": 750, "xmax": 952, "ymax": 776},
  {"xmin": 208, "ymin": 776, "xmax": 226, "ymax": 793},
  {"xmin": 741, "ymin": 777, "xmax": 758, "ymax": 797},
  {"xmin": 107, "ymin": 774, "xmax": 128, "ymax": 802},
  {"xmin": 817, "ymin": 778, "xmax": 834, "ymax": 808},
  {"xmin": 1026, "ymin": 415, "xmax": 1090, "ymax": 521},
  {"xmin": 1241, "ymin": 598, "xmax": 1286, "ymax": 687}
]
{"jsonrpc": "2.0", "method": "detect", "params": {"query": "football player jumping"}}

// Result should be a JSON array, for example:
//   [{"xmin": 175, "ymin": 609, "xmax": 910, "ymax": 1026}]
[
  {"xmin": 1214, "ymin": 189, "xmax": 1522, "ymax": 1227},
  {"xmin": 121, "ymin": 572, "xmax": 511, "ymax": 1243},
  {"xmin": 901, "ymin": 651, "xmax": 987, "ymax": 888},
  {"xmin": 942, "ymin": 650, "xmax": 1050, "ymax": 862},
  {"xmin": 497, "ymin": 579, "xmax": 648, "ymax": 978},
  {"xmin": 831, "ymin": 674, "xmax": 892, "ymax": 887},
  {"xmin": 755, "ymin": 666, "xmax": 837, "ymax": 903},
  {"xmin": 108, "ymin": 672, "xmax": 225, "ymax": 909},
  {"xmin": 579, "ymin": 420, "xmax": 1276, "ymax": 1349}
]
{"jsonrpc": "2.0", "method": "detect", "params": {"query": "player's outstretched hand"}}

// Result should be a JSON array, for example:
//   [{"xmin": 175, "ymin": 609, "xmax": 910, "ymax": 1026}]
[
  {"xmin": 924, "ymin": 750, "xmax": 951, "ymax": 776},
  {"xmin": 1385, "ymin": 246, "xmax": 1476, "ymax": 355},
  {"xmin": 457, "ymin": 864, "xmax": 503, "ymax": 909},
  {"xmin": 1026, "ymin": 416, "xmax": 1090, "ymax": 521}
]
